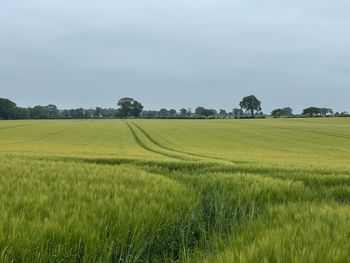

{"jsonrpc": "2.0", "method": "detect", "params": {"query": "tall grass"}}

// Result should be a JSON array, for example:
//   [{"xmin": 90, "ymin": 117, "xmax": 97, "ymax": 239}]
[
  {"xmin": 191, "ymin": 204, "xmax": 350, "ymax": 263},
  {"xmin": 0, "ymin": 157, "xmax": 202, "ymax": 262}
]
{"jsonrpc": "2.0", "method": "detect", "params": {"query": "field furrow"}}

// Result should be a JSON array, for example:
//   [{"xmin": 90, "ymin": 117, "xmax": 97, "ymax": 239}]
[
  {"xmin": 131, "ymin": 122, "xmax": 236, "ymax": 164},
  {"xmin": 126, "ymin": 121, "xmax": 189, "ymax": 161}
]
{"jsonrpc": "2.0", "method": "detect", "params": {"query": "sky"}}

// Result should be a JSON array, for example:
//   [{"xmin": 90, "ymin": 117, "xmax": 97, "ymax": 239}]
[{"xmin": 0, "ymin": 0, "xmax": 350, "ymax": 113}]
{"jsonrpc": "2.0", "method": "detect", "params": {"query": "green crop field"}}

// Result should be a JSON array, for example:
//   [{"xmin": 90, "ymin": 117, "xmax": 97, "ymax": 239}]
[{"xmin": 1, "ymin": 118, "xmax": 350, "ymax": 262}]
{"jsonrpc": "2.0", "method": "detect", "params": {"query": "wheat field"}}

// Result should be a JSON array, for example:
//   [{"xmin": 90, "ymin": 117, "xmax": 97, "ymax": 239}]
[{"xmin": 0, "ymin": 118, "xmax": 350, "ymax": 262}]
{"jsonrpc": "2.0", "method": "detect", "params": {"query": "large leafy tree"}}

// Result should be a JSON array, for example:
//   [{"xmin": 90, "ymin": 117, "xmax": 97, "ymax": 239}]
[
  {"xmin": 180, "ymin": 108, "xmax": 187, "ymax": 117},
  {"xmin": 117, "ymin": 98, "xmax": 133, "ymax": 118},
  {"xmin": 239, "ymin": 95, "xmax": 262, "ymax": 117},
  {"xmin": 271, "ymin": 107, "xmax": 294, "ymax": 118},
  {"xmin": 303, "ymin": 107, "xmax": 321, "ymax": 117},
  {"xmin": 204, "ymin": 109, "xmax": 217, "ymax": 117},
  {"xmin": 47, "ymin": 104, "xmax": 59, "ymax": 118},
  {"xmin": 169, "ymin": 109, "xmax": 177, "ymax": 117},
  {"xmin": 195, "ymin": 107, "xmax": 217, "ymax": 117},
  {"xmin": 195, "ymin": 107, "xmax": 206, "ymax": 116},
  {"xmin": 131, "ymin": 100, "xmax": 144, "ymax": 117},
  {"xmin": 282, "ymin": 107, "xmax": 293, "ymax": 116},
  {"xmin": 117, "ymin": 97, "xmax": 143, "ymax": 118},
  {"xmin": 0, "ymin": 98, "xmax": 17, "ymax": 120},
  {"xmin": 271, "ymin": 108, "xmax": 285, "ymax": 118}
]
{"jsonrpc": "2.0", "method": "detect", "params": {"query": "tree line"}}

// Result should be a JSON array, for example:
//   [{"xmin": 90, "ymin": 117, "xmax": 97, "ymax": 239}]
[{"xmin": 0, "ymin": 96, "xmax": 348, "ymax": 120}]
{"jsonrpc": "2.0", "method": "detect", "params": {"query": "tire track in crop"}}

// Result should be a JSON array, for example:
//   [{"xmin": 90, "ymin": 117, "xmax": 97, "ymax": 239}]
[
  {"xmin": 131, "ymin": 122, "xmax": 238, "ymax": 165},
  {"xmin": 125, "ymin": 122, "xmax": 189, "ymax": 161}
]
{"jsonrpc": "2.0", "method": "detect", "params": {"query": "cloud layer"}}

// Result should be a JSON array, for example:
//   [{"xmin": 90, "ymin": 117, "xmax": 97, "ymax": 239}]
[{"xmin": 1, "ymin": 0, "xmax": 349, "ymax": 112}]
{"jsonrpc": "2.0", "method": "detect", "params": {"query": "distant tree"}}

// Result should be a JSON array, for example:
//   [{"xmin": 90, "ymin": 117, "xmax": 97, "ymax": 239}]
[
  {"xmin": 302, "ymin": 107, "xmax": 321, "ymax": 117},
  {"xmin": 86, "ymin": 108, "xmax": 96, "ymax": 119},
  {"xmin": 195, "ymin": 107, "xmax": 217, "ymax": 117},
  {"xmin": 100, "ymin": 108, "xmax": 119, "ymax": 118},
  {"xmin": 320, "ymin": 108, "xmax": 333, "ymax": 116},
  {"xmin": 169, "ymin": 109, "xmax": 177, "ymax": 117},
  {"xmin": 117, "ymin": 97, "xmax": 143, "ymax": 118},
  {"xmin": 219, "ymin": 109, "xmax": 227, "ymax": 118},
  {"xmin": 202, "ymin": 109, "xmax": 212, "ymax": 117},
  {"xmin": 47, "ymin": 104, "xmax": 59, "ymax": 118},
  {"xmin": 114, "ymin": 108, "xmax": 122, "ymax": 118},
  {"xmin": 15, "ymin": 107, "xmax": 30, "ymax": 119},
  {"xmin": 271, "ymin": 108, "xmax": 285, "ymax": 118},
  {"xmin": 180, "ymin": 108, "xmax": 187, "ymax": 117},
  {"xmin": 195, "ymin": 107, "xmax": 206, "ymax": 116},
  {"xmin": 187, "ymin": 108, "xmax": 193, "ymax": 117},
  {"xmin": 132, "ymin": 100, "xmax": 143, "ymax": 117},
  {"xmin": 271, "ymin": 107, "xmax": 293, "ymax": 118},
  {"xmin": 61, "ymin": 109, "xmax": 71, "ymax": 118},
  {"xmin": 30, "ymin": 106, "xmax": 49, "ymax": 119},
  {"xmin": 232, "ymin": 108, "xmax": 243, "ymax": 118},
  {"xmin": 159, "ymin": 108, "xmax": 169, "ymax": 117},
  {"xmin": 68, "ymin": 109, "xmax": 74, "ymax": 118},
  {"xmin": 109, "ymin": 108, "xmax": 120, "ymax": 118},
  {"xmin": 131, "ymin": 100, "xmax": 144, "ymax": 117},
  {"xmin": 282, "ymin": 107, "xmax": 293, "ymax": 116},
  {"xmin": 239, "ymin": 95, "xmax": 262, "ymax": 117},
  {"xmin": 95, "ymin": 107, "xmax": 103, "ymax": 118},
  {"xmin": 69, "ymin": 108, "xmax": 86, "ymax": 119},
  {"xmin": 117, "ymin": 98, "xmax": 133, "ymax": 118},
  {"xmin": 207, "ymin": 109, "xmax": 217, "ymax": 117},
  {"xmin": 0, "ymin": 98, "xmax": 17, "ymax": 119},
  {"xmin": 141, "ymin": 110, "xmax": 159, "ymax": 118}
]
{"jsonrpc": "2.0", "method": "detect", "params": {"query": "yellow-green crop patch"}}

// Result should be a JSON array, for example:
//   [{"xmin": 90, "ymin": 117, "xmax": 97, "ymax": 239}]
[{"xmin": 0, "ymin": 118, "xmax": 350, "ymax": 262}]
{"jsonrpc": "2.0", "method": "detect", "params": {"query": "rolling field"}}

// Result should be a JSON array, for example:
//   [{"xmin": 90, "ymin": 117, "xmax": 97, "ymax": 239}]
[{"xmin": 0, "ymin": 118, "xmax": 350, "ymax": 262}]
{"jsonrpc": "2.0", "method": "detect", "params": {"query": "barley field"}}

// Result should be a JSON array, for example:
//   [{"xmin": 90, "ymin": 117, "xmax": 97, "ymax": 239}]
[{"xmin": 0, "ymin": 118, "xmax": 350, "ymax": 262}]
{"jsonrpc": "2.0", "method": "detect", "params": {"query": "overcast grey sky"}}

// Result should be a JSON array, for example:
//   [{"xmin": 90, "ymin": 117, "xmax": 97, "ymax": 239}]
[{"xmin": 0, "ymin": 0, "xmax": 349, "ymax": 113}]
